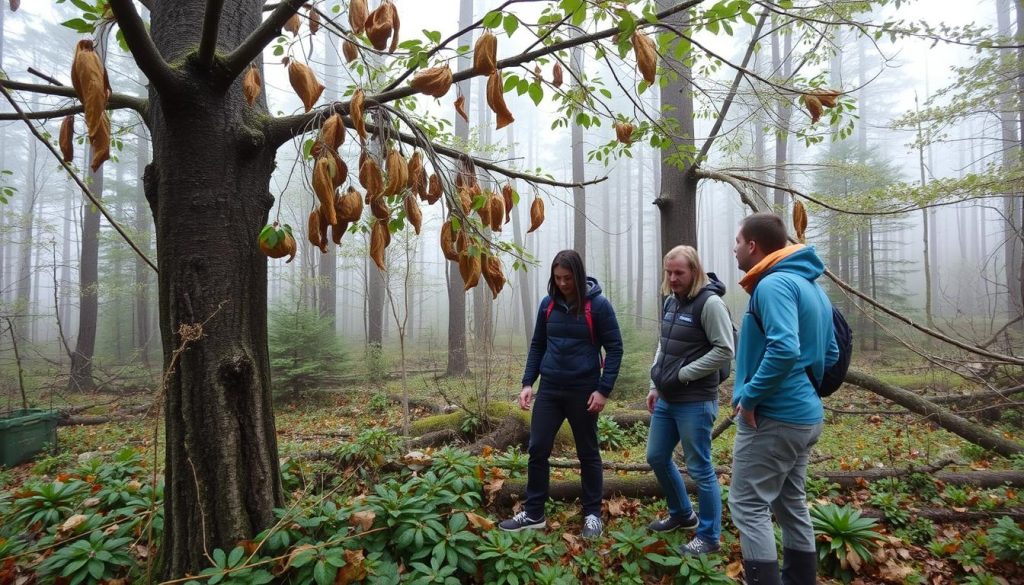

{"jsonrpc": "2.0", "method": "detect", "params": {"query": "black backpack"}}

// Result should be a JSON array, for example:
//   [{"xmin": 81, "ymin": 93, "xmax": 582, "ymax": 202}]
[
  {"xmin": 750, "ymin": 302, "xmax": 852, "ymax": 398},
  {"xmin": 663, "ymin": 291, "xmax": 737, "ymax": 383}
]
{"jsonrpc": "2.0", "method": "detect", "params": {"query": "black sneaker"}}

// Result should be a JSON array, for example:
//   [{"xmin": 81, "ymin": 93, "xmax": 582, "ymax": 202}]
[
  {"xmin": 498, "ymin": 511, "xmax": 546, "ymax": 532},
  {"xmin": 581, "ymin": 514, "xmax": 603, "ymax": 538},
  {"xmin": 680, "ymin": 536, "xmax": 720, "ymax": 556},
  {"xmin": 647, "ymin": 511, "xmax": 699, "ymax": 533}
]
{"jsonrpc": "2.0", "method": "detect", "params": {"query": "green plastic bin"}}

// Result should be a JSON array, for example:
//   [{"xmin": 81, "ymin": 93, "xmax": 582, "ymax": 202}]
[{"xmin": 0, "ymin": 409, "xmax": 58, "ymax": 467}]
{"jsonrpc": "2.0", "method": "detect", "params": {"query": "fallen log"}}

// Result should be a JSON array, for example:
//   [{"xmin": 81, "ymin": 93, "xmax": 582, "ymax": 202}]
[{"xmin": 859, "ymin": 507, "xmax": 1024, "ymax": 522}]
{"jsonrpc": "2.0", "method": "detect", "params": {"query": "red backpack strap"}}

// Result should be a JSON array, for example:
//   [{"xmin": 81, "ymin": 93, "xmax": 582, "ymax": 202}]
[
  {"xmin": 584, "ymin": 300, "xmax": 596, "ymax": 345},
  {"xmin": 544, "ymin": 299, "xmax": 555, "ymax": 321}
]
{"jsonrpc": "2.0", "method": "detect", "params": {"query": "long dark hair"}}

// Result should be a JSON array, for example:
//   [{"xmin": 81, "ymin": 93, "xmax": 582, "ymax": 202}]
[{"xmin": 547, "ymin": 249, "xmax": 588, "ymax": 315}]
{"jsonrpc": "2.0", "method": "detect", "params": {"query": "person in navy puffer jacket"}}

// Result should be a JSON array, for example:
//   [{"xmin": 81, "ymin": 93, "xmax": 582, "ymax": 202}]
[{"xmin": 498, "ymin": 249, "xmax": 623, "ymax": 539}]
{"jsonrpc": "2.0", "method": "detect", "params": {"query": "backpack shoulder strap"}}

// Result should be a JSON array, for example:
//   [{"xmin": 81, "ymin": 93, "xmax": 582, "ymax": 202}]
[
  {"xmin": 544, "ymin": 298, "xmax": 555, "ymax": 321},
  {"xmin": 584, "ymin": 299, "xmax": 596, "ymax": 345}
]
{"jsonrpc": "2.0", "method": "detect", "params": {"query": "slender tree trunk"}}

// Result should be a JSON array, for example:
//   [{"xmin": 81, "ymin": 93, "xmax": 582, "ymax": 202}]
[
  {"xmin": 1009, "ymin": 0, "xmax": 1024, "ymax": 320},
  {"xmin": 134, "ymin": 124, "xmax": 152, "ymax": 368},
  {"xmin": 507, "ymin": 125, "xmax": 534, "ymax": 341},
  {"xmin": 15, "ymin": 131, "xmax": 38, "ymax": 339},
  {"xmin": 571, "ymin": 36, "xmax": 586, "ymax": 256},
  {"xmin": 771, "ymin": 21, "xmax": 792, "ymax": 211},
  {"xmin": 68, "ymin": 141, "xmax": 102, "ymax": 393},
  {"xmin": 318, "ymin": 35, "xmax": 338, "ymax": 330},
  {"xmin": 635, "ymin": 144, "xmax": 645, "ymax": 328}
]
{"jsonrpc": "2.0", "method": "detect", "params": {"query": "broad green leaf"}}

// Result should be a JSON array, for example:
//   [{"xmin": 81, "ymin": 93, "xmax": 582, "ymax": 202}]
[{"xmin": 483, "ymin": 10, "xmax": 503, "ymax": 29}]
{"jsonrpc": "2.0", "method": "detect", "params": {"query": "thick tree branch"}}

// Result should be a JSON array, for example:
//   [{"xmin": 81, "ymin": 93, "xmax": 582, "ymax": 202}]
[
  {"xmin": 0, "ymin": 84, "xmax": 158, "ymax": 274},
  {"xmin": 220, "ymin": 0, "xmax": 306, "ymax": 85},
  {"xmin": 197, "ymin": 0, "xmax": 227, "ymax": 71},
  {"xmin": 108, "ymin": 0, "xmax": 182, "ymax": 96},
  {"xmin": 0, "ymin": 79, "xmax": 148, "ymax": 119}
]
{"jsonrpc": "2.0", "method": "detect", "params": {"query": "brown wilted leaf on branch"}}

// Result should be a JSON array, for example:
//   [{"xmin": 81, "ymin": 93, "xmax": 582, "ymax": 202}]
[
  {"xmin": 410, "ymin": 66, "xmax": 453, "ymax": 98},
  {"xmin": 243, "ymin": 65, "xmax": 262, "ymax": 106},
  {"xmin": 552, "ymin": 62, "xmax": 563, "ymax": 88},
  {"xmin": 313, "ymin": 157, "xmax": 338, "ymax": 225},
  {"xmin": 324, "ymin": 150, "xmax": 347, "ymax": 188},
  {"xmin": 283, "ymin": 13, "xmax": 301, "ymax": 36},
  {"xmin": 364, "ymin": 1, "xmax": 398, "ymax": 52},
  {"xmin": 307, "ymin": 209, "xmax": 325, "ymax": 251},
  {"xmin": 351, "ymin": 89, "xmax": 367, "ymax": 141},
  {"xmin": 331, "ymin": 221, "xmax": 349, "ymax": 245},
  {"xmin": 320, "ymin": 113, "xmax": 345, "ymax": 150},
  {"xmin": 383, "ymin": 149, "xmax": 409, "ymax": 197},
  {"xmin": 793, "ymin": 201, "xmax": 808, "ymax": 244},
  {"xmin": 527, "ymin": 197, "xmax": 545, "ymax": 233},
  {"xmin": 342, "ymin": 40, "xmax": 359, "ymax": 63},
  {"xmin": 802, "ymin": 94, "xmax": 823, "ymax": 123},
  {"xmin": 404, "ymin": 194, "xmax": 422, "ymax": 234},
  {"xmin": 288, "ymin": 61, "xmax": 325, "ymax": 112},
  {"xmin": 810, "ymin": 89, "xmax": 841, "ymax": 108},
  {"xmin": 426, "ymin": 173, "xmax": 442, "ymax": 204},
  {"xmin": 349, "ymin": 0, "xmax": 368, "ymax": 34},
  {"xmin": 474, "ymin": 32, "xmax": 497, "ymax": 76},
  {"xmin": 70, "ymin": 39, "xmax": 111, "ymax": 172},
  {"xmin": 501, "ymin": 183, "xmax": 514, "ymax": 224},
  {"xmin": 369, "ymin": 194, "xmax": 389, "ymax": 220},
  {"xmin": 459, "ymin": 251, "xmax": 481, "ymax": 291},
  {"xmin": 632, "ymin": 32, "xmax": 657, "ymax": 85},
  {"xmin": 59, "ymin": 115, "xmax": 74, "ymax": 163},
  {"xmin": 359, "ymin": 154, "xmax": 382, "ymax": 197},
  {"xmin": 440, "ymin": 221, "xmax": 458, "ymax": 261},
  {"xmin": 482, "ymin": 254, "xmax": 506, "ymax": 299},
  {"xmin": 337, "ymin": 186, "xmax": 364, "ymax": 223},
  {"xmin": 10, "ymin": 0, "xmax": 20, "ymax": 11},
  {"xmin": 486, "ymin": 71, "xmax": 515, "ymax": 130},
  {"xmin": 614, "ymin": 121, "xmax": 634, "ymax": 144},
  {"xmin": 308, "ymin": 6, "xmax": 320, "ymax": 35},
  {"xmin": 459, "ymin": 187, "xmax": 474, "ymax": 214},
  {"xmin": 488, "ymin": 194, "xmax": 504, "ymax": 232},
  {"xmin": 370, "ymin": 219, "xmax": 388, "ymax": 271},
  {"xmin": 454, "ymin": 94, "xmax": 469, "ymax": 123}
]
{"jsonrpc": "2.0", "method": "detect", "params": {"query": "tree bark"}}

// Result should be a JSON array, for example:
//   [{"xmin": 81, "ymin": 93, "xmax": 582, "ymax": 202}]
[
  {"xmin": 14, "ymin": 126, "xmax": 38, "ymax": 340},
  {"xmin": 68, "ymin": 142, "xmax": 102, "ymax": 393},
  {"xmin": 317, "ymin": 34, "xmax": 339, "ymax": 330},
  {"xmin": 570, "ymin": 34, "xmax": 586, "ymax": 256},
  {"xmin": 134, "ymin": 123, "xmax": 153, "ymax": 369},
  {"xmin": 507, "ymin": 125, "xmax": 534, "ymax": 341}
]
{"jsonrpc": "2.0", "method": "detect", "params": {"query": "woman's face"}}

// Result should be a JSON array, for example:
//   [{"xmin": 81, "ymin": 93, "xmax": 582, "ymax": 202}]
[
  {"xmin": 553, "ymin": 265, "xmax": 576, "ymax": 299},
  {"xmin": 664, "ymin": 256, "xmax": 693, "ymax": 295}
]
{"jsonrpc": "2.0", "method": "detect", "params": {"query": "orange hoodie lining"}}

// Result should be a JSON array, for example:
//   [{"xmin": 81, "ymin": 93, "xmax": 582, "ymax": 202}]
[{"xmin": 738, "ymin": 244, "xmax": 806, "ymax": 294}]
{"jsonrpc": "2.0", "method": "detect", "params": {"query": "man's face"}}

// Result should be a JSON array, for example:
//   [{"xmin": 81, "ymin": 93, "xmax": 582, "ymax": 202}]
[
  {"xmin": 664, "ymin": 256, "xmax": 693, "ymax": 296},
  {"xmin": 734, "ymin": 230, "xmax": 755, "ymax": 273}
]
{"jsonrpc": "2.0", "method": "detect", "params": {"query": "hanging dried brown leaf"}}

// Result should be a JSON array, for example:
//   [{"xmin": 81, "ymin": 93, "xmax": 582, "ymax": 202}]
[
  {"xmin": 810, "ymin": 89, "xmax": 841, "ymax": 108},
  {"xmin": 793, "ymin": 201, "xmax": 808, "ymax": 244},
  {"xmin": 632, "ymin": 32, "xmax": 657, "ymax": 85},
  {"xmin": 325, "ymin": 150, "xmax": 348, "ymax": 188},
  {"xmin": 501, "ymin": 183, "xmax": 514, "ymax": 224},
  {"xmin": 370, "ymin": 194, "xmax": 389, "ymax": 220},
  {"xmin": 383, "ymin": 149, "xmax": 409, "ymax": 197},
  {"xmin": 473, "ymin": 32, "xmax": 497, "ymax": 76},
  {"xmin": 260, "ymin": 228, "xmax": 297, "ymax": 263},
  {"xmin": 243, "ymin": 65, "xmax": 262, "ymax": 106},
  {"xmin": 488, "ymin": 195, "xmax": 504, "ymax": 232},
  {"xmin": 458, "ymin": 187, "xmax": 474, "ymax": 214},
  {"xmin": 288, "ymin": 61, "xmax": 325, "ymax": 112},
  {"xmin": 426, "ymin": 173, "xmax": 442, "ymax": 205},
  {"xmin": 404, "ymin": 194, "xmax": 422, "ymax": 234},
  {"xmin": 320, "ymin": 113, "xmax": 345, "ymax": 150},
  {"xmin": 10, "ymin": 0, "xmax": 20, "ymax": 12},
  {"xmin": 307, "ymin": 210, "xmax": 322, "ymax": 249},
  {"xmin": 370, "ymin": 219, "xmax": 388, "ymax": 271},
  {"xmin": 364, "ymin": 1, "xmax": 395, "ymax": 52},
  {"xmin": 331, "ymin": 221, "xmax": 349, "ymax": 245},
  {"xmin": 313, "ymin": 157, "xmax": 338, "ymax": 225},
  {"xmin": 486, "ymin": 71, "xmax": 515, "ymax": 130},
  {"xmin": 533, "ymin": 64, "xmax": 542, "ymax": 82},
  {"xmin": 318, "ymin": 207, "xmax": 331, "ymax": 251},
  {"xmin": 527, "ymin": 197, "xmax": 544, "ymax": 233},
  {"xmin": 410, "ymin": 66, "xmax": 453, "ymax": 98},
  {"xmin": 477, "ymin": 191, "xmax": 492, "ymax": 225},
  {"xmin": 342, "ymin": 40, "xmax": 359, "ymax": 64},
  {"xmin": 408, "ymin": 151, "xmax": 424, "ymax": 192},
  {"xmin": 388, "ymin": 1, "xmax": 401, "ymax": 53},
  {"xmin": 59, "ymin": 115, "xmax": 74, "ymax": 163},
  {"xmin": 454, "ymin": 94, "xmax": 469, "ymax": 123},
  {"xmin": 71, "ymin": 39, "xmax": 111, "ymax": 172},
  {"xmin": 349, "ymin": 0, "xmax": 368, "ymax": 34},
  {"xmin": 351, "ymin": 89, "xmax": 367, "ymax": 141},
  {"xmin": 337, "ymin": 187, "xmax": 364, "ymax": 222},
  {"xmin": 284, "ymin": 13, "xmax": 301, "ymax": 36},
  {"xmin": 802, "ymin": 94, "xmax": 823, "ymax": 123},
  {"xmin": 308, "ymin": 6, "xmax": 321, "ymax": 35},
  {"xmin": 614, "ymin": 121, "xmax": 634, "ymax": 145},
  {"xmin": 459, "ymin": 251, "xmax": 481, "ymax": 291},
  {"xmin": 552, "ymin": 62, "xmax": 563, "ymax": 88},
  {"xmin": 359, "ymin": 155, "xmax": 383, "ymax": 198},
  {"xmin": 440, "ymin": 221, "xmax": 458, "ymax": 261},
  {"xmin": 482, "ymin": 254, "xmax": 505, "ymax": 299}
]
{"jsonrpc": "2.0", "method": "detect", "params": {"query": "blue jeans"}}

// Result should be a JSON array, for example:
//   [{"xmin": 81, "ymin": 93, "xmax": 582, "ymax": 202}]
[
  {"xmin": 646, "ymin": 399, "xmax": 721, "ymax": 544},
  {"xmin": 524, "ymin": 386, "xmax": 602, "ymax": 518}
]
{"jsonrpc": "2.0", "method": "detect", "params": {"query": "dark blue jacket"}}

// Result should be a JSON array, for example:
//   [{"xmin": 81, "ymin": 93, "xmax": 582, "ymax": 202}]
[{"xmin": 521, "ymin": 277, "xmax": 624, "ymax": 396}]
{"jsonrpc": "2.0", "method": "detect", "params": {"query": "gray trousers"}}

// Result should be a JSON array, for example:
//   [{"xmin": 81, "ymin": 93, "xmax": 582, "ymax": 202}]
[{"xmin": 728, "ymin": 415, "xmax": 823, "ymax": 561}]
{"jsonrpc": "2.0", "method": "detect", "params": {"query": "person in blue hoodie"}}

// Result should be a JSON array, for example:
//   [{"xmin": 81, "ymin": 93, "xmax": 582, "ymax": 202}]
[
  {"xmin": 498, "ymin": 249, "xmax": 623, "ymax": 539},
  {"xmin": 729, "ymin": 213, "xmax": 838, "ymax": 585},
  {"xmin": 645, "ymin": 245, "xmax": 734, "ymax": 556}
]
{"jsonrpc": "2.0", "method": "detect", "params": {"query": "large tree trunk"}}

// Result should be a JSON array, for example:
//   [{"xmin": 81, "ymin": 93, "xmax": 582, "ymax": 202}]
[
  {"xmin": 68, "ymin": 143, "xmax": 102, "ymax": 393},
  {"xmin": 134, "ymin": 123, "xmax": 153, "ymax": 369},
  {"xmin": 146, "ymin": 3, "xmax": 283, "ymax": 578},
  {"xmin": 655, "ymin": 5, "xmax": 696, "ymax": 254}
]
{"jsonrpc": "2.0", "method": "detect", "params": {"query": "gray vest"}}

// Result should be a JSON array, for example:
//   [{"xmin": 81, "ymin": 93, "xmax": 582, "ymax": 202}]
[{"xmin": 650, "ymin": 291, "xmax": 720, "ymax": 402}]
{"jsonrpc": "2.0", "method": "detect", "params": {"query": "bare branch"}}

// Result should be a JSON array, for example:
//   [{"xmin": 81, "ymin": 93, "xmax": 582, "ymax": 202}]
[
  {"xmin": 0, "ymin": 79, "xmax": 148, "ymax": 120},
  {"xmin": 108, "ymin": 0, "xmax": 182, "ymax": 96},
  {"xmin": 0, "ymin": 84, "xmax": 158, "ymax": 274},
  {"xmin": 220, "ymin": 0, "xmax": 306, "ymax": 85},
  {"xmin": 197, "ymin": 0, "xmax": 227, "ymax": 71}
]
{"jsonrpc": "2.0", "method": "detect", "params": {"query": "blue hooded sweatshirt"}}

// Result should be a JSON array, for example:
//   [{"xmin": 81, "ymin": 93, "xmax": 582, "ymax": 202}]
[
  {"xmin": 522, "ymin": 277, "xmax": 624, "ymax": 396},
  {"xmin": 732, "ymin": 246, "xmax": 839, "ymax": 424}
]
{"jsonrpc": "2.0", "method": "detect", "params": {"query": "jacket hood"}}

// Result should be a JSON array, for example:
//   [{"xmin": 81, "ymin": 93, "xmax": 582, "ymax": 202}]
[
  {"xmin": 768, "ymin": 245, "xmax": 825, "ymax": 282},
  {"xmin": 585, "ymin": 276, "xmax": 602, "ymax": 299},
  {"xmin": 704, "ymin": 272, "xmax": 726, "ymax": 297}
]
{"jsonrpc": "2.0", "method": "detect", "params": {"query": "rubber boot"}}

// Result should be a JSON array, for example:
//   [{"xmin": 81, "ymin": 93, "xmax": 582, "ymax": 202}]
[
  {"xmin": 781, "ymin": 548, "xmax": 817, "ymax": 585},
  {"xmin": 742, "ymin": 559, "xmax": 782, "ymax": 585}
]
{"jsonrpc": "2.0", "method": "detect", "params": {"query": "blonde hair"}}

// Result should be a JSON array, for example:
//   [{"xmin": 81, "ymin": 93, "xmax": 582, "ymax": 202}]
[{"xmin": 660, "ymin": 245, "xmax": 708, "ymax": 299}]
